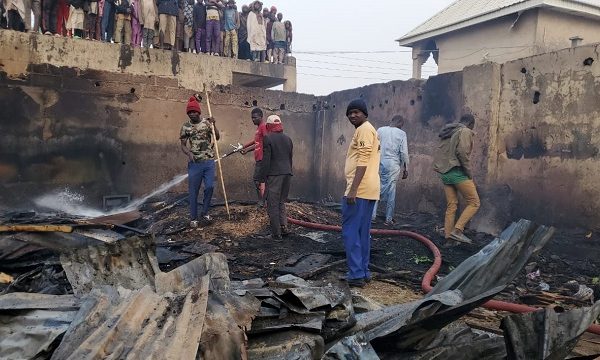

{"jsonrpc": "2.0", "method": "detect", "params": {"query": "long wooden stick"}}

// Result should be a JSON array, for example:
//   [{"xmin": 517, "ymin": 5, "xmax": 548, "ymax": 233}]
[{"xmin": 203, "ymin": 85, "xmax": 231, "ymax": 219}]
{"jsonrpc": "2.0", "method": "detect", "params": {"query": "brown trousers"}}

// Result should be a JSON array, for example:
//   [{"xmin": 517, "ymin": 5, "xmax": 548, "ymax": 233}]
[
  {"xmin": 444, "ymin": 180, "xmax": 480, "ymax": 238},
  {"xmin": 114, "ymin": 14, "xmax": 131, "ymax": 44}
]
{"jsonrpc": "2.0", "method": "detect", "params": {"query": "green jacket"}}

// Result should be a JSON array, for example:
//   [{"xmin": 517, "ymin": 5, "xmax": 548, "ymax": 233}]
[{"xmin": 433, "ymin": 123, "xmax": 474, "ymax": 178}]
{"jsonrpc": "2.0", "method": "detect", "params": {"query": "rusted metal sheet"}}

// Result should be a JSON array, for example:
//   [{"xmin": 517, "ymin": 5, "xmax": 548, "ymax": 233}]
[
  {"xmin": 155, "ymin": 252, "xmax": 230, "ymax": 294},
  {"xmin": 276, "ymin": 253, "xmax": 332, "ymax": 278},
  {"xmin": 198, "ymin": 291, "xmax": 261, "ymax": 360},
  {"xmin": 52, "ymin": 282, "xmax": 210, "ymax": 360},
  {"xmin": 0, "ymin": 292, "xmax": 78, "ymax": 310},
  {"xmin": 0, "ymin": 309, "xmax": 77, "ymax": 359},
  {"xmin": 0, "ymin": 236, "xmax": 44, "ymax": 261},
  {"xmin": 0, "ymin": 224, "xmax": 74, "ymax": 233},
  {"xmin": 247, "ymin": 330, "xmax": 325, "ymax": 360},
  {"xmin": 83, "ymin": 210, "xmax": 141, "ymax": 226},
  {"xmin": 501, "ymin": 301, "xmax": 600, "ymax": 360},
  {"xmin": 60, "ymin": 236, "xmax": 158, "ymax": 295}
]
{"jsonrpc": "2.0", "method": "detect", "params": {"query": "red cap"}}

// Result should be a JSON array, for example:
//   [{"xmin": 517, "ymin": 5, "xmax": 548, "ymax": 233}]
[{"xmin": 186, "ymin": 96, "xmax": 201, "ymax": 114}]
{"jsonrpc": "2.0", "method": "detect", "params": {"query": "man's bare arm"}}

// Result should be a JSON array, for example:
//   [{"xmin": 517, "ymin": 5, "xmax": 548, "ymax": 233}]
[
  {"xmin": 346, "ymin": 166, "xmax": 367, "ymax": 204},
  {"xmin": 180, "ymin": 139, "xmax": 194, "ymax": 162}
]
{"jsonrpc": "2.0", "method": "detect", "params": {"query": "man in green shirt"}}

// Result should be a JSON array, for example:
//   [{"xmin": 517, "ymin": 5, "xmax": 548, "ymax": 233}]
[{"xmin": 433, "ymin": 114, "xmax": 480, "ymax": 244}]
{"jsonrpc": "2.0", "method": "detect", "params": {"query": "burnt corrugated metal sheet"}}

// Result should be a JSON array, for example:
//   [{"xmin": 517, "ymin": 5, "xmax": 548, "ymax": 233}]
[
  {"xmin": 52, "ymin": 281, "xmax": 210, "ymax": 360},
  {"xmin": 0, "ymin": 293, "xmax": 79, "ymax": 360}
]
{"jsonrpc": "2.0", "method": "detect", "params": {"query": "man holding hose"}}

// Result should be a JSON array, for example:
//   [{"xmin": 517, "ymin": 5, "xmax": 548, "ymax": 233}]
[
  {"xmin": 180, "ymin": 95, "xmax": 220, "ymax": 228},
  {"xmin": 240, "ymin": 107, "xmax": 268, "ymax": 207}
]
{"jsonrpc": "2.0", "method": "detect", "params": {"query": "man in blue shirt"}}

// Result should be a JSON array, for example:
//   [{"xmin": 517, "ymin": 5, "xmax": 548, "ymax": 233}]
[
  {"xmin": 372, "ymin": 115, "xmax": 409, "ymax": 226},
  {"xmin": 223, "ymin": 0, "xmax": 239, "ymax": 57}
]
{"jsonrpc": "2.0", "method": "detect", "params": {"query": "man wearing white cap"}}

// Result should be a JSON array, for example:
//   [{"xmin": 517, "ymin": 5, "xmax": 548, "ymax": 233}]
[{"xmin": 259, "ymin": 114, "xmax": 293, "ymax": 240}]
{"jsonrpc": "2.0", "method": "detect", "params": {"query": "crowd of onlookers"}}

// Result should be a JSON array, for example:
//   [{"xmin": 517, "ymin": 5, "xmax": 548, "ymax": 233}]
[{"xmin": 1, "ymin": 0, "xmax": 292, "ymax": 63}]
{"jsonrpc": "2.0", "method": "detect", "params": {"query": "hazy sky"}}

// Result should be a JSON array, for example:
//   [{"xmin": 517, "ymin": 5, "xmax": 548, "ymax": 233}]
[{"xmin": 267, "ymin": 0, "xmax": 456, "ymax": 95}]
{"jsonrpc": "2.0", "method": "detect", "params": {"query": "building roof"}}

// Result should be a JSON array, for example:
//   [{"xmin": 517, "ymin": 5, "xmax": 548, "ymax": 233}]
[{"xmin": 397, "ymin": 0, "xmax": 600, "ymax": 46}]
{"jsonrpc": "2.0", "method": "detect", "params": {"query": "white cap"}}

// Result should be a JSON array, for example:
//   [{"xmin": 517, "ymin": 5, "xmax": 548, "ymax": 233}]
[{"xmin": 266, "ymin": 114, "xmax": 282, "ymax": 124}]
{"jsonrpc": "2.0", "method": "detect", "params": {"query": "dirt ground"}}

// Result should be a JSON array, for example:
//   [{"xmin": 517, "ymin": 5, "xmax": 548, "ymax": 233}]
[{"xmin": 140, "ymin": 197, "xmax": 600, "ymax": 296}]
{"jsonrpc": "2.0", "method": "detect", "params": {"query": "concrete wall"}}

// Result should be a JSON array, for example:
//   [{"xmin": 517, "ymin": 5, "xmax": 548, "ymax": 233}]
[
  {"xmin": 0, "ymin": 30, "xmax": 296, "ymax": 91},
  {"xmin": 492, "ymin": 44, "xmax": 600, "ymax": 228},
  {"xmin": 318, "ymin": 73, "xmax": 466, "ymax": 214},
  {"xmin": 4, "ymin": 29, "xmax": 600, "ymax": 231},
  {"xmin": 535, "ymin": 8, "xmax": 600, "ymax": 52},
  {"xmin": 434, "ymin": 8, "xmax": 600, "ymax": 75},
  {"xmin": 435, "ymin": 10, "xmax": 539, "ymax": 74},
  {"xmin": 0, "ymin": 62, "xmax": 317, "ymax": 208},
  {"xmin": 319, "ymin": 44, "xmax": 600, "ymax": 231}
]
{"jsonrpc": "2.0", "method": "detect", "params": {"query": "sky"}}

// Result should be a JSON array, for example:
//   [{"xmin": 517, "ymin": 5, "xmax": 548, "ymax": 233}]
[{"xmin": 267, "ymin": 0, "xmax": 456, "ymax": 95}]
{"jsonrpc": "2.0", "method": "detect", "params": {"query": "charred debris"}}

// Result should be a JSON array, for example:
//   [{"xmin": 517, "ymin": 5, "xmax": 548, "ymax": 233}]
[{"xmin": 1, "ymin": 196, "xmax": 600, "ymax": 359}]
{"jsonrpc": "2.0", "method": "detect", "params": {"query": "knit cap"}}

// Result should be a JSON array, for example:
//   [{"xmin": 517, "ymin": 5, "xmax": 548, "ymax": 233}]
[
  {"xmin": 186, "ymin": 96, "xmax": 201, "ymax": 114},
  {"xmin": 346, "ymin": 99, "xmax": 368, "ymax": 117}
]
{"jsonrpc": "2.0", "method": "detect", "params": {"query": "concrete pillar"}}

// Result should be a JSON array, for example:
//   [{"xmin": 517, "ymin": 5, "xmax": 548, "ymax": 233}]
[
  {"xmin": 411, "ymin": 47, "xmax": 429, "ymax": 79},
  {"xmin": 283, "ymin": 56, "xmax": 297, "ymax": 92},
  {"xmin": 283, "ymin": 77, "xmax": 297, "ymax": 92},
  {"xmin": 312, "ymin": 102, "xmax": 327, "ymax": 200}
]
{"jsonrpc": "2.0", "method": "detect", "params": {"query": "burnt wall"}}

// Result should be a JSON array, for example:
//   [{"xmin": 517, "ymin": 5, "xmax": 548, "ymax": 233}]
[
  {"xmin": 319, "ymin": 73, "xmax": 467, "ymax": 213},
  {"xmin": 4, "ymin": 31, "xmax": 600, "ymax": 231},
  {"xmin": 492, "ymin": 44, "xmax": 600, "ymax": 228},
  {"xmin": 0, "ymin": 64, "xmax": 317, "ymax": 209}
]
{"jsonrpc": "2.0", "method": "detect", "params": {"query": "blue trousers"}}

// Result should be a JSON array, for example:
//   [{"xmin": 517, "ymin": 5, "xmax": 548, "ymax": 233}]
[
  {"xmin": 342, "ymin": 197, "xmax": 376, "ymax": 280},
  {"xmin": 101, "ymin": 1, "xmax": 115, "ymax": 41},
  {"xmin": 188, "ymin": 160, "xmax": 215, "ymax": 220}
]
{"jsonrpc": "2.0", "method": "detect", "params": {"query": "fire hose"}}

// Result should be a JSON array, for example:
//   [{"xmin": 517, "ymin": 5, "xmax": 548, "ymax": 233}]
[{"xmin": 287, "ymin": 217, "xmax": 600, "ymax": 335}]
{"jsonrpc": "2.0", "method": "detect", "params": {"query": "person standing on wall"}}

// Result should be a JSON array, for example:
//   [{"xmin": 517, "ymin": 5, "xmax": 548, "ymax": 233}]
[
  {"xmin": 284, "ymin": 19, "xmax": 292, "ymax": 55},
  {"xmin": 263, "ymin": 6, "xmax": 273, "ymax": 62},
  {"xmin": 372, "ymin": 115, "xmax": 409, "ymax": 226},
  {"xmin": 85, "ymin": 0, "xmax": 100, "ymax": 39},
  {"xmin": 192, "ymin": 0, "xmax": 206, "ymax": 53},
  {"xmin": 204, "ymin": 0, "xmax": 222, "ymax": 55},
  {"xmin": 139, "ymin": 0, "xmax": 157, "ymax": 47},
  {"xmin": 222, "ymin": 0, "xmax": 239, "ymax": 58},
  {"xmin": 157, "ymin": 0, "xmax": 178, "ymax": 49},
  {"xmin": 237, "ymin": 4, "xmax": 250, "ymax": 59},
  {"xmin": 31, "ymin": 0, "xmax": 42, "ymax": 32},
  {"xmin": 433, "ymin": 114, "xmax": 480, "ymax": 245},
  {"xmin": 240, "ymin": 107, "xmax": 268, "ymax": 207},
  {"xmin": 259, "ymin": 115, "xmax": 293, "ymax": 240},
  {"xmin": 246, "ymin": 0, "xmax": 265, "ymax": 62},
  {"xmin": 342, "ymin": 99, "xmax": 380, "ymax": 288},
  {"xmin": 130, "ymin": 0, "xmax": 142, "ymax": 46},
  {"xmin": 270, "ymin": 12, "xmax": 285, "ymax": 64},
  {"xmin": 181, "ymin": 0, "xmax": 193, "ymax": 51},
  {"xmin": 180, "ymin": 95, "xmax": 220, "ymax": 227},
  {"xmin": 113, "ymin": 0, "xmax": 132, "ymax": 44}
]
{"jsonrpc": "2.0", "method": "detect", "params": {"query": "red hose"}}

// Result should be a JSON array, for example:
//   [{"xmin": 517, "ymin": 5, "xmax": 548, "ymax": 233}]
[{"xmin": 288, "ymin": 217, "xmax": 600, "ymax": 335}]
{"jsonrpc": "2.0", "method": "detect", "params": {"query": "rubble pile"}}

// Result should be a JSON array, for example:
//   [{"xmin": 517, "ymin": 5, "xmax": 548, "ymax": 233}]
[{"xmin": 1, "ymin": 201, "xmax": 600, "ymax": 359}]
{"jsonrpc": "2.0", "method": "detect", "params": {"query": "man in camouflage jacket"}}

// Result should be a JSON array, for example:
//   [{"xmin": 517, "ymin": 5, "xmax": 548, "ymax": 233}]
[{"xmin": 180, "ymin": 95, "xmax": 220, "ymax": 226}]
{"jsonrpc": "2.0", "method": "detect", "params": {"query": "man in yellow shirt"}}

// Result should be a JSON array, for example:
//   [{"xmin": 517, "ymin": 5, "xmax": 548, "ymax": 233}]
[{"xmin": 342, "ymin": 99, "xmax": 380, "ymax": 288}]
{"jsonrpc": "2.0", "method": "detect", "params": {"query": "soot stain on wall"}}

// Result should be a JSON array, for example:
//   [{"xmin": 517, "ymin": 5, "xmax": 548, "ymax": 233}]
[
  {"xmin": 420, "ymin": 72, "xmax": 463, "ymax": 125},
  {"xmin": 506, "ymin": 134, "xmax": 546, "ymax": 159},
  {"xmin": 118, "ymin": 45, "xmax": 134, "ymax": 70},
  {"xmin": 0, "ymin": 87, "xmax": 40, "ymax": 134}
]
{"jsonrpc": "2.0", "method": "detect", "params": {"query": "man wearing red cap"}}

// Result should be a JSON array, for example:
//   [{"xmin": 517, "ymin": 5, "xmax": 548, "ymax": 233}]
[
  {"xmin": 180, "ymin": 95, "xmax": 220, "ymax": 227},
  {"xmin": 259, "ymin": 114, "xmax": 293, "ymax": 240}
]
